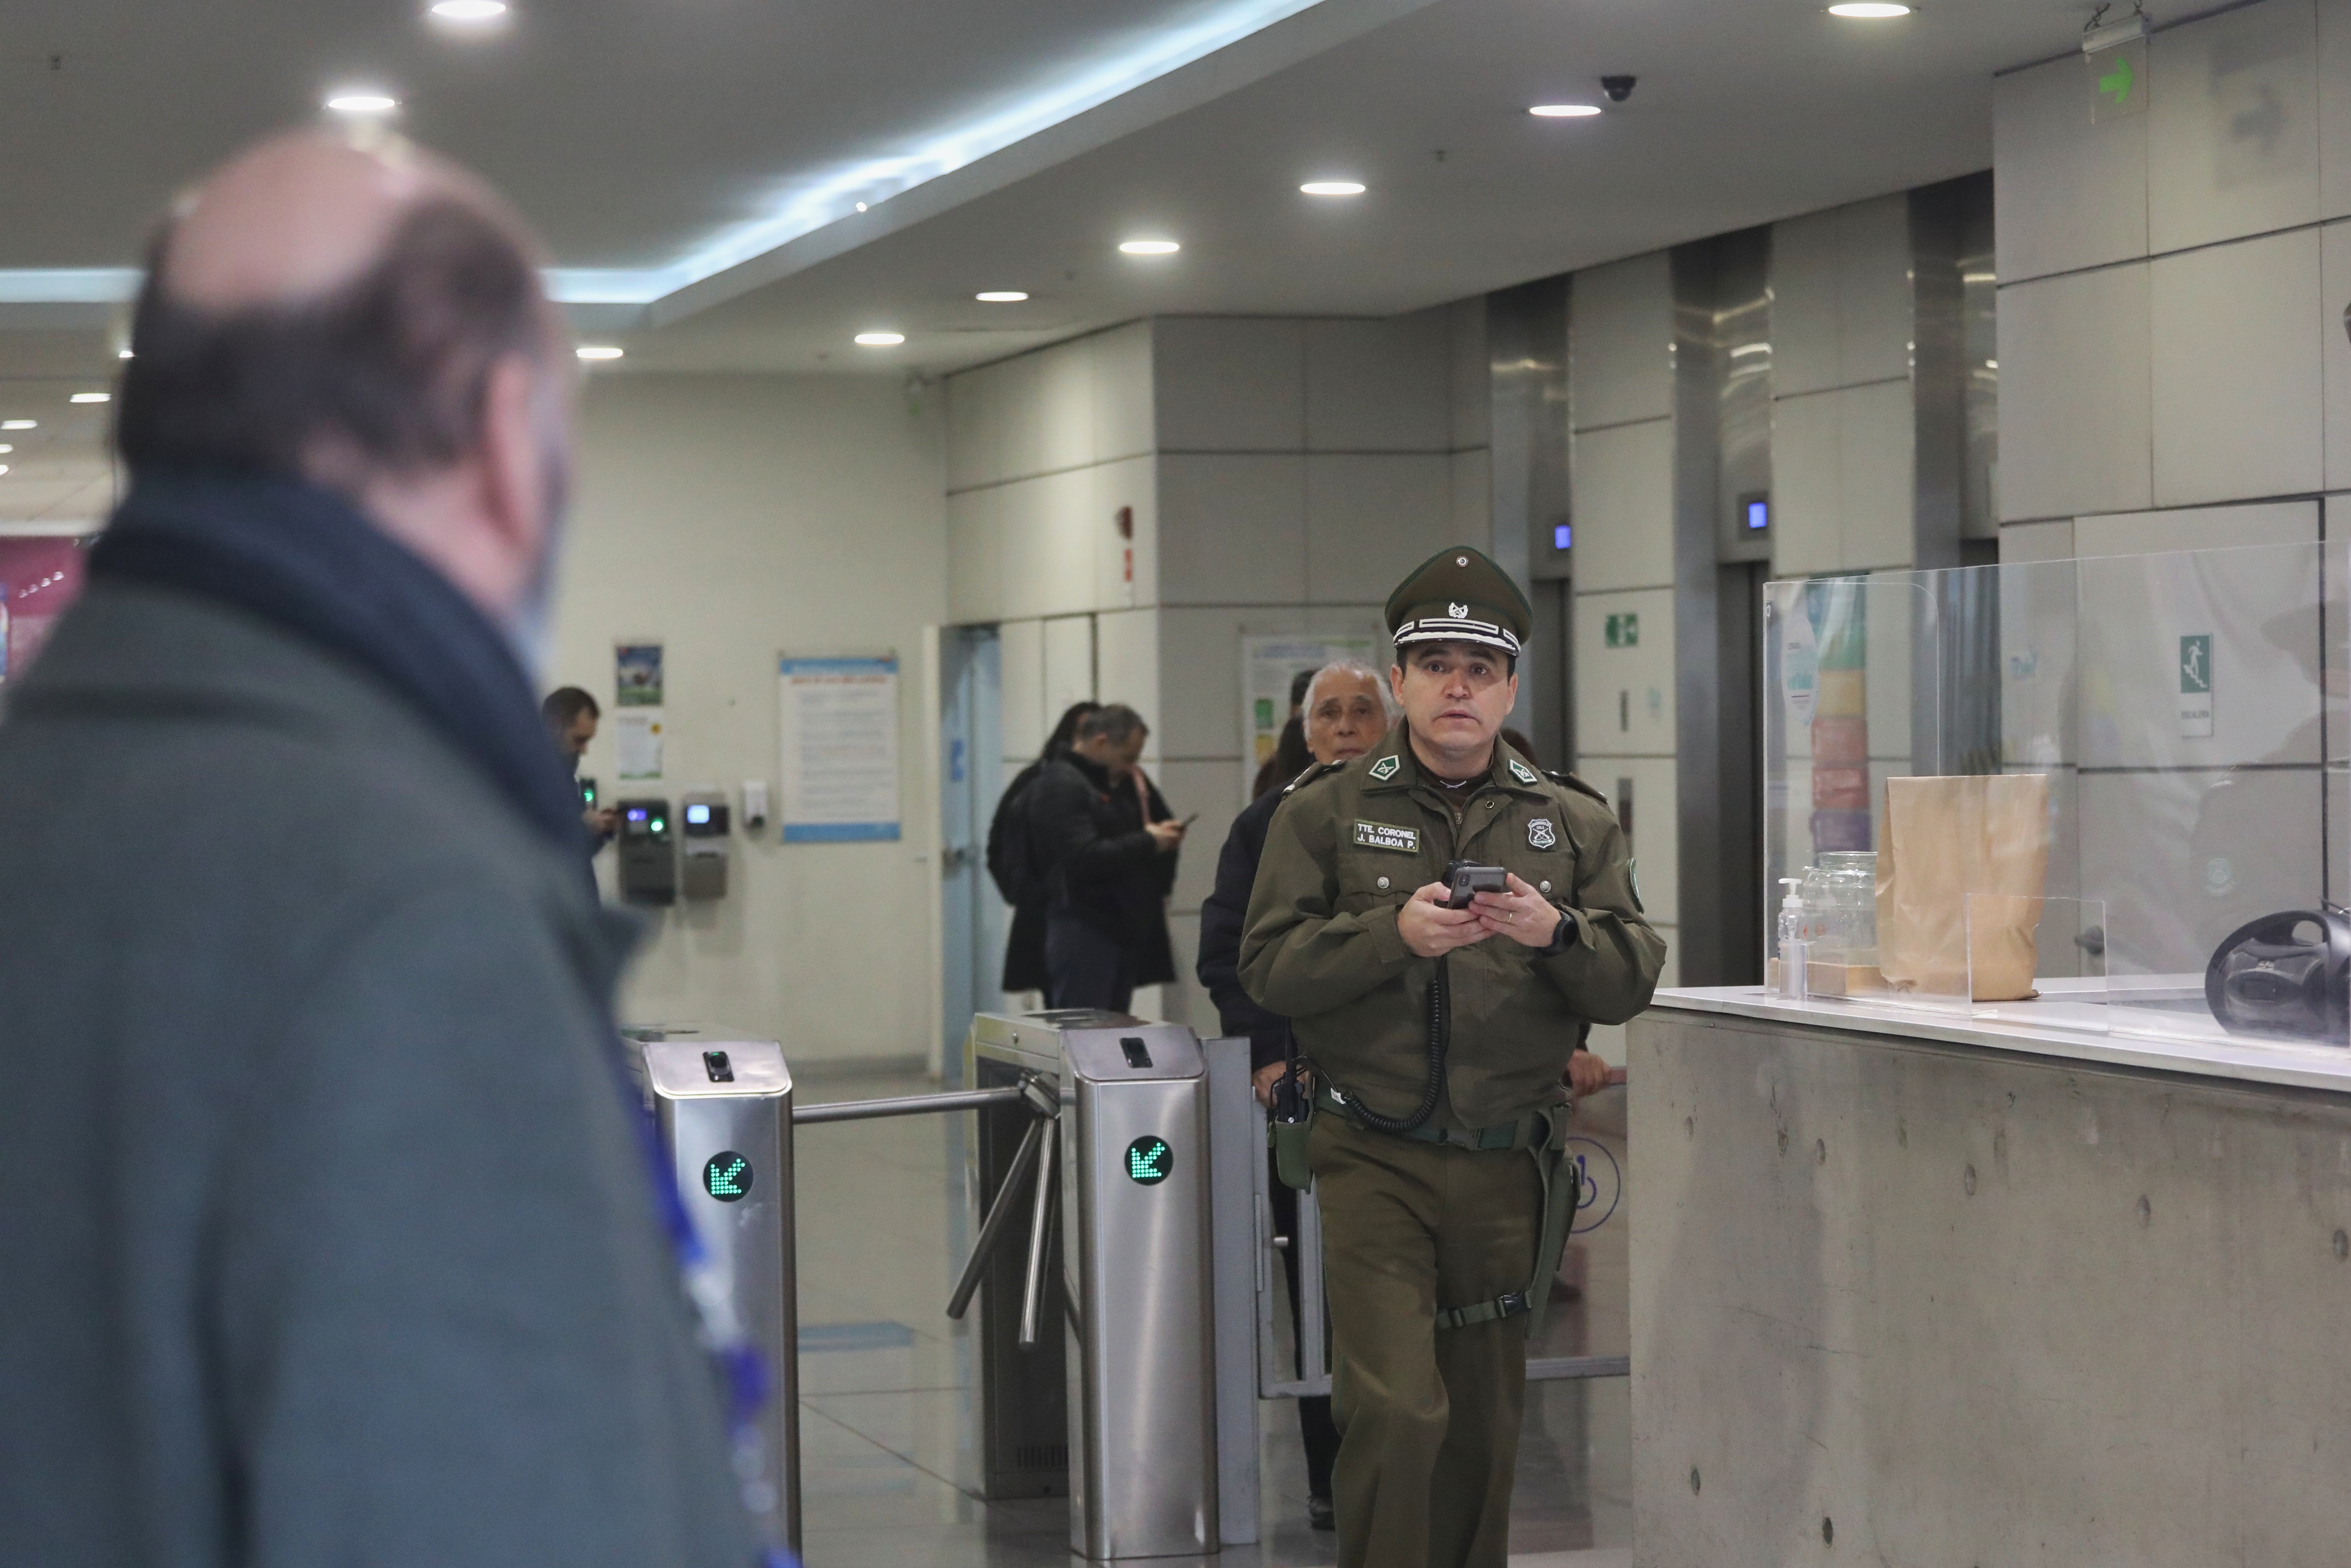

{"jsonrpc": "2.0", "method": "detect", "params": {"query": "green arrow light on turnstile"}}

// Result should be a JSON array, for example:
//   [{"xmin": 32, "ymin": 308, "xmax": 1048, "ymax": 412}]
[
  {"xmin": 2099, "ymin": 52, "xmax": 2133, "ymax": 106},
  {"xmin": 1126, "ymin": 1136, "xmax": 1172, "ymax": 1186},
  {"xmin": 704, "ymin": 1150, "xmax": 753, "ymax": 1202}
]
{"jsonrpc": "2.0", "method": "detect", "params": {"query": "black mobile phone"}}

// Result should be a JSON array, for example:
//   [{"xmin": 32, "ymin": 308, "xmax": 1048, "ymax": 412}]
[
  {"xmin": 1180, "ymin": 812, "xmax": 1200, "ymax": 828},
  {"xmin": 1445, "ymin": 861, "xmax": 1509, "ymax": 910}
]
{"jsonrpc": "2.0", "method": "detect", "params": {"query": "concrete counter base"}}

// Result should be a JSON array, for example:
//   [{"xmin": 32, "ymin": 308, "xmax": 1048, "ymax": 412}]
[{"xmin": 1628, "ymin": 999, "xmax": 2351, "ymax": 1566}]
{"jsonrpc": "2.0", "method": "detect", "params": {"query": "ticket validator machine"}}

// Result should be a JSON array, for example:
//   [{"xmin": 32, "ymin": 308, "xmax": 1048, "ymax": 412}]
[
  {"xmin": 680, "ymin": 789, "xmax": 731, "ymax": 901},
  {"xmin": 960, "ymin": 1011, "xmax": 1217, "ymax": 1560},
  {"xmin": 640, "ymin": 1037, "xmax": 800, "ymax": 1557},
  {"xmin": 617, "ymin": 798, "xmax": 676, "ymax": 905}
]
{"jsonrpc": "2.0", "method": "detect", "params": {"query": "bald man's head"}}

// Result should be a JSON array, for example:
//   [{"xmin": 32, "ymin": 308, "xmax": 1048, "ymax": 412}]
[{"xmin": 116, "ymin": 131, "xmax": 566, "ymax": 485}]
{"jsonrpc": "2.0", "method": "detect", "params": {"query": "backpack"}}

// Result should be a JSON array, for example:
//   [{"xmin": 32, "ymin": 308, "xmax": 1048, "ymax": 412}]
[{"xmin": 985, "ymin": 759, "xmax": 1049, "ymax": 905}]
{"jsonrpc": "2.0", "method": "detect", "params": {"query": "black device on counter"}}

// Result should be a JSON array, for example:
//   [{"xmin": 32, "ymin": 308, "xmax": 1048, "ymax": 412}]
[
  {"xmin": 616, "ymin": 797, "xmax": 676, "ymax": 906},
  {"xmin": 2205, "ymin": 905, "xmax": 2351, "ymax": 1045},
  {"xmin": 1445, "ymin": 861, "xmax": 1509, "ymax": 910}
]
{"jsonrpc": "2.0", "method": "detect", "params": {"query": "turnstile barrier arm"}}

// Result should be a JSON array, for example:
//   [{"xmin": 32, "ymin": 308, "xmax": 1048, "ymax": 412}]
[
  {"xmin": 947, "ymin": 1109, "xmax": 1048, "ymax": 1321},
  {"xmin": 1018, "ymin": 1120, "xmax": 1058, "ymax": 1348}
]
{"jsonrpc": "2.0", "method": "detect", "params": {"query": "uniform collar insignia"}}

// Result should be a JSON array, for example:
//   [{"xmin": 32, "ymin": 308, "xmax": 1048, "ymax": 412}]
[
  {"xmin": 1507, "ymin": 758, "xmax": 1540, "ymax": 786},
  {"xmin": 1367, "ymin": 755, "xmax": 1401, "ymax": 782}
]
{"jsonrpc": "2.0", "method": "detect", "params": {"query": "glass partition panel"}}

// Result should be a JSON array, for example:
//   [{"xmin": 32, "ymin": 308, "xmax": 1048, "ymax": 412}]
[{"xmin": 1763, "ymin": 540, "xmax": 2351, "ymax": 1049}]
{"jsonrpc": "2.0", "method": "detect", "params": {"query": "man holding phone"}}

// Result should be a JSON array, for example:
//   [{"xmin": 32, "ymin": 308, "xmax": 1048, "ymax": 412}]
[
  {"xmin": 1024, "ymin": 702, "xmax": 1184, "ymax": 1012},
  {"xmin": 1239, "ymin": 546, "xmax": 1665, "ymax": 1568}
]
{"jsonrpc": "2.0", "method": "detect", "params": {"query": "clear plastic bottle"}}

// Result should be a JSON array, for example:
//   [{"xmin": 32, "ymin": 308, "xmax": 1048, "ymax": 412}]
[{"xmin": 1776, "ymin": 878, "xmax": 1810, "ymax": 999}]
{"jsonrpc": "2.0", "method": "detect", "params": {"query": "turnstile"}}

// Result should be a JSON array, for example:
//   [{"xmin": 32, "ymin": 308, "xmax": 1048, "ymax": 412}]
[
  {"xmin": 640, "ymin": 1038, "xmax": 801, "ymax": 1560},
  {"xmin": 963, "ymin": 1010, "xmax": 1220, "ymax": 1560}
]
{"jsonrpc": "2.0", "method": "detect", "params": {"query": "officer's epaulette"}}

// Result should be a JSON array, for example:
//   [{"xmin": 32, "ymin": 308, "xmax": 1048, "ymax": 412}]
[
  {"xmin": 1545, "ymin": 768, "xmax": 1613, "ymax": 807},
  {"xmin": 1282, "ymin": 759, "xmax": 1348, "ymax": 797}
]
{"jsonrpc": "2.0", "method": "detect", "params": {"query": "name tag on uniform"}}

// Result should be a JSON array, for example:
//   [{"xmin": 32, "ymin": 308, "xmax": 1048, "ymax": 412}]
[{"xmin": 1353, "ymin": 821, "xmax": 1420, "ymax": 853}]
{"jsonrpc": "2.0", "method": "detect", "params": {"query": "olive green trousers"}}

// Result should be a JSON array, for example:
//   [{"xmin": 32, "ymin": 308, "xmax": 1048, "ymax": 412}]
[{"xmin": 1309, "ymin": 1111, "xmax": 1542, "ymax": 1568}]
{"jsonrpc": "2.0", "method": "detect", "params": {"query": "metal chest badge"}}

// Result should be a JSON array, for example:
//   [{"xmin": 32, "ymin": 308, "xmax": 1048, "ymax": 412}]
[{"xmin": 1528, "ymin": 817, "xmax": 1558, "ymax": 850}]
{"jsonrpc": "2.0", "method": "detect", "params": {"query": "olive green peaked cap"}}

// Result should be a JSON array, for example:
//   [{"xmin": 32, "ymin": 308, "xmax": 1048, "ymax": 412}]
[{"xmin": 1384, "ymin": 543, "xmax": 1534, "ymax": 656}]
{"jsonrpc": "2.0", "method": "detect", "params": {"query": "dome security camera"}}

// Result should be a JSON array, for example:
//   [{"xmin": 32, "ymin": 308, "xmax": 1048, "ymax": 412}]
[{"xmin": 1601, "ymin": 75, "xmax": 1637, "ymax": 103}]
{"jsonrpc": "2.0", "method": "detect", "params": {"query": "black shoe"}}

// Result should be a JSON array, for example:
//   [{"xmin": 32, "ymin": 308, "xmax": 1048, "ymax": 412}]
[{"xmin": 1307, "ymin": 1495, "xmax": 1336, "ymax": 1532}]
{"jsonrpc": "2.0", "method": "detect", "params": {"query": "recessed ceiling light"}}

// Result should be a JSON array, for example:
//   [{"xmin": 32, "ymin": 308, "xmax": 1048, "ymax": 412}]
[
  {"xmin": 854, "ymin": 332, "xmax": 906, "ymax": 346},
  {"xmin": 1119, "ymin": 239, "xmax": 1180, "ymax": 255},
  {"xmin": 0, "ymin": 446, "xmax": 12, "ymax": 455},
  {"xmin": 0, "ymin": 421, "xmax": 32, "ymax": 431},
  {"xmin": 856, "ymin": 202, "xmax": 868, "ymax": 212},
  {"xmin": 1529, "ymin": 103, "xmax": 1603, "ymax": 117},
  {"xmin": 117, "ymin": 348, "xmax": 133, "ymax": 360},
  {"xmin": 326, "ymin": 94, "xmax": 399, "ymax": 114},
  {"xmin": 69, "ymin": 392, "xmax": 109, "ymax": 404},
  {"xmin": 575, "ymin": 345, "xmax": 624, "ymax": 361},
  {"xmin": 0, "ymin": 465, "xmax": 10, "ymax": 476},
  {"xmin": 1827, "ymin": 2, "xmax": 1912, "ymax": 14},
  {"xmin": 429, "ymin": 0, "xmax": 508, "ymax": 18},
  {"xmin": 975, "ymin": 291, "xmax": 1029, "ymax": 302},
  {"xmin": 1300, "ymin": 181, "xmax": 1366, "ymax": 197}
]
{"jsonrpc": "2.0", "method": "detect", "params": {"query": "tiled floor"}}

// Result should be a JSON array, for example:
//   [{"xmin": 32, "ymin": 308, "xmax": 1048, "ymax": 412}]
[{"xmin": 789, "ymin": 1063, "xmax": 1633, "ymax": 1568}]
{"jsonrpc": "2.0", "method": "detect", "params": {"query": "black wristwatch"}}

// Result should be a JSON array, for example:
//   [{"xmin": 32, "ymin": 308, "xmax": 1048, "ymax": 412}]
[{"xmin": 1538, "ymin": 903, "xmax": 1576, "ymax": 957}]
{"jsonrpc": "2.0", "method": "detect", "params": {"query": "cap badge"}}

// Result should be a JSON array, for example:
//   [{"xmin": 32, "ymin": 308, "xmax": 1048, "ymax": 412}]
[
  {"xmin": 1508, "ymin": 758, "xmax": 1540, "ymax": 786},
  {"xmin": 1367, "ymin": 755, "xmax": 1401, "ymax": 782},
  {"xmin": 1528, "ymin": 817, "xmax": 1558, "ymax": 850},
  {"xmin": 1449, "ymin": 601, "xmax": 1469, "ymax": 618}
]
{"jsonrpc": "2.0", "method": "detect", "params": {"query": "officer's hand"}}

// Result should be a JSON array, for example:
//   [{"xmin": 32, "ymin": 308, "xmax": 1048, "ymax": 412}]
[
  {"xmin": 1564, "ymin": 1048, "xmax": 1610, "ymax": 1099},
  {"xmin": 1470, "ymin": 873, "xmax": 1564, "ymax": 949},
  {"xmin": 1398, "ymin": 882, "xmax": 1493, "ymax": 957},
  {"xmin": 1251, "ymin": 1060, "xmax": 1306, "ymax": 1109}
]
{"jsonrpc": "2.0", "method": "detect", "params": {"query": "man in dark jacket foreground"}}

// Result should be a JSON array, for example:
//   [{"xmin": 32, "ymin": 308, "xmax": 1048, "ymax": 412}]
[
  {"xmin": 0, "ymin": 133, "xmax": 757, "ymax": 1567},
  {"xmin": 1025, "ymin": 702, "xmax": 1184, "ymax": 1011}
]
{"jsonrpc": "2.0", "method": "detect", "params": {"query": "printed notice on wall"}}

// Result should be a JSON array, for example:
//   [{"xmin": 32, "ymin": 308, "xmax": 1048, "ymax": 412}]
[
  {"xmin": 613, "ymin": 710, "xmax": 664, "ymax": 780},
  {"xmin": 779, "ymin": 655, "xmax": 901, "ymax": 843},
  {"xmin": 1240, "ymin": 635, "xmax": 1380, "ymax": 807}
]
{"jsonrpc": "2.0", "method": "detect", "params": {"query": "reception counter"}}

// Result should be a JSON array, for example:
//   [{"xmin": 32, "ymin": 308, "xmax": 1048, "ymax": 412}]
[{"xmin": 1626, "ymin": 987, "xmax": 2351, "ymax": 1566}]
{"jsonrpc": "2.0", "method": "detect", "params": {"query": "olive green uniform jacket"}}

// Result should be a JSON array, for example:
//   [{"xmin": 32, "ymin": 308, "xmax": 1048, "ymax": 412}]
[{"xmin": 1238, "ymin": 723, "xmax": 1666, "ymax": 1130}]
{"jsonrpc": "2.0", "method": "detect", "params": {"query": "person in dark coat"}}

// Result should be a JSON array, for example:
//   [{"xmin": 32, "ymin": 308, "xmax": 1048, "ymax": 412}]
[
  {"xmin": 0, "ymin": 133, "xmax": 758, "ymax": 1568},
  {"xmin": 1198, "ymin": 658, "xmax": 1388, "ymax": 1528},
  {"xmin": 1251, "ymin": 665, "xmax": 1318, "ymax": 798},
  {"xmin": 1026, "ymin": 702, "xmax": 1184, "ymax": 1011},
  {"xmin": 990, "ymin": 700, "xmax": 1099, "ymax": 994}
]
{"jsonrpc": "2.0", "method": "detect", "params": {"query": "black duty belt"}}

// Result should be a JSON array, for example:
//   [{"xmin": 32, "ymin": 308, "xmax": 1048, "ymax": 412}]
[{"xmin": 1315, "ymin": 1085, "xmax": 1551, "ymax": 1152}]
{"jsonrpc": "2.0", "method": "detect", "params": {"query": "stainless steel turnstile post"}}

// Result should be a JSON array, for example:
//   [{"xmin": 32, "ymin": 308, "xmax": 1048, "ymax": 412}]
[
  {"xmin": 965, "ymin": 1010, "xmax": 1222, "ymax": 1561},
  {"xmin": 642, "ymin": 1039, "xmax": 801, "ymax": 1559}
]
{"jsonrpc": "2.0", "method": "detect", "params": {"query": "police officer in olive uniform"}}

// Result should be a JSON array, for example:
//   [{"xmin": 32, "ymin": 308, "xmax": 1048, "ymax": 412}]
[{"xmin": 1238, "ymin": 545, "xmax": 1666, "ymax": 1568}]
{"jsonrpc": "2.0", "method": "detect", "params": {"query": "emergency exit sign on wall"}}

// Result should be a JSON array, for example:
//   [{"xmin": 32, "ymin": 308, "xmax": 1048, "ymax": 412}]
[
  {"xmin": 2179, "ymin": 634, "xmax": 2213, "ymax": 738},
  {"xmin": 1605, "ymin": 613, "xmax": 1639, "ymax": 649}
]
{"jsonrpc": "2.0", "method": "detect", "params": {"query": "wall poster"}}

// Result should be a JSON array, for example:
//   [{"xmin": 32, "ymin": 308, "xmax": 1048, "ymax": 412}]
[
  {"xmin": 615, "ymin": 641, "xmax": 664, "ymax": 707},
  {"xmin": 612, "ymin": 710, "xmax": 664, "ymax": 780},
  {"xmin": 779, "ymin": 654, "xmax": 901, "ymax": 843}
]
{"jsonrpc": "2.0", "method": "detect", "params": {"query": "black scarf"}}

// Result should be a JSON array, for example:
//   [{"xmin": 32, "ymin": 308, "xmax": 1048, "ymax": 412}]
[{"xmin": 89, "ymin": 468, "xmax": 587, "ymax": 854}]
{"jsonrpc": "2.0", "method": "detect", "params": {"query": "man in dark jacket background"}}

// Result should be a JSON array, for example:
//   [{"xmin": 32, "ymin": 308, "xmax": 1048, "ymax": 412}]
[
  {"xmin": 0, "ymin": 132, "xmax": 756, "ymax": 1567},
  {"xmin": 1026, "ymin": 702, "xmax": 1184, "ymax": 1011},
  {"xmin": 988, "ymin": 699, "xmax": 1098, "ymax": 996}
]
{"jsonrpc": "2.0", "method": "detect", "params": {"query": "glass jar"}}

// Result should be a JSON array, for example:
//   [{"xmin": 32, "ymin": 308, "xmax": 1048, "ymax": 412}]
[{"xmin": 1812, "ymin": 850, "xmax": 1878, "ymax": 964}]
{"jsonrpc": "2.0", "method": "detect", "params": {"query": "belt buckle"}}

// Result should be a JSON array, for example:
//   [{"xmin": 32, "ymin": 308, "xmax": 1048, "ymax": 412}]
[{"xmin": 1498, "ymin": 1291, "xmax": 1528, "ymax": 1317}]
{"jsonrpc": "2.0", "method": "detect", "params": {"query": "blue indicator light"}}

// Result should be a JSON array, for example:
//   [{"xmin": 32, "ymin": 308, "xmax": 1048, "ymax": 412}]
[
  {"xmin": 1746, "ymin": 498, "xmax": 1769, "ymax": 531},
  {"xmin": 1553, "ymin": 523, "xmax": 1572, "ymax": 550}
]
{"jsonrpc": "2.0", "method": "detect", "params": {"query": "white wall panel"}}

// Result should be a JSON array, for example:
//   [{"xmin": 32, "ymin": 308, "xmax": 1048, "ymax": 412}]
[
  {"xmin": 1154, "ymin": 607, "xmax": 1252, "ymax": 766},
  {"xmin": 1304, "ymin": 453, "xmax": 1452, "ymax": 603},
  {"xmin": 1094, "ymin": 608, "xmax": 1161, "ymax": 759},
  {"xmin": 1586, "ymin": 759, "xmax": 1678, "ymax": 927},
  {"xmin": 1996, "ymin": 264, "xmax": 2153, "ymax": 521},
  {"xmin": 1999, "ymin": 520, "xmax": 2077, "ymax": 563},
  {"xmin": 998, "ymin": 617, "xmax": 1046, "ymax": 763},
  {"xmin": 994, "ymin": 467, "xmax": 1099, "ymax": 619},
  {"xmin": 1569, "ymin": 419, "xmax": 1675, "ymax": 590},
  {"xmin": 2149, "ymin": 229, "xmax": 2324, "ymax": 506},
  {"xmin": 1571, "ymin": 252, "xmax": 1674, "ymax": 431},
  {"xmin": 946, "ymin": 361, "xmax": 1000, "ymax": 492},
  {"xmin": 1090, "ymin": 322, "xmax": 1155, "ymax": 463},
  {"xmin": 1840, "ymin": 381, "xmax": 1920, "ymax": 572},
  {"xmin": 946, "ymin": 484, "xmax": 1007, "ymax": 623},
  {"xmin": 1305, "ymin": 313, "xmax": 1451, "ymax": 452},
  {"xmin": 1093, "ymin": 455, "xmax": 1157, "ymax": 611},
  {"xmin": 1157, "ymin": 758, "xmax": 1237, "ymax": 914},
  {"xmin": 1154, "ymin": 318, "xmax": 1305, "ymax": 451},
  {"xmin": 1165, "ymin": 911, "xmax": 1206, "ymax": 1029},
  {"xmin": 1157, "ymin": 454, "xmax": 1307, "ymax": 606},
  {"xmin": 2323, "ymin": 221, "xmax": 2351, "ymax": 486},
  {"xmin": 1772, "ymin": 197, "xmax": 1912, "ymax": 397},
  {"xmin": 1574, "ymin": 587, "xmax": 1676, "ymax": 760},
  {"xmin": 1771, "ymin": 208, "xmax": 1845, "ymax": 399},
  {"xmin": 2323, "ymin": 0, "xmax": 2351, "ymax": 217},
  {"xmin": 1771, "ymin": 392, "xmax": 1844, "ymax": 577},
  {"xmin": 2072, "ymin": 500, "xmax": 2317, "ymax": 556},
  {"xmin": 992, "ymin": 350, "xmax": 1052, "ymax": 487},
  {"xmin": 1994, "ymin": 52, "xmax": 2150, "ymax": 285},
  {"xmin": 1040, "ymin": 615, "xmax": 1095, "ymax": 737},
  {"xmin": 2148, "ymin": 0, "xmax": 2320, "ymax": 254},
  {"xmin": 1035, "ymin": 339, "xmax": 1096, "ymax": 477}
]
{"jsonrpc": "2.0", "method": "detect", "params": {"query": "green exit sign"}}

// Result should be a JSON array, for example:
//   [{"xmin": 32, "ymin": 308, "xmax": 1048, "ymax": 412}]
[
  {"xmin": 1126, "ymin": 1136, "xmax": 1172, "ymax": 1186},
  {"xmin": 704, "ymin": 1150, "xmax": 753, "ymax": 1202},
  {"xmin": 1605, "ymin": 613, "xmax": 1639, "ymax": 649}
]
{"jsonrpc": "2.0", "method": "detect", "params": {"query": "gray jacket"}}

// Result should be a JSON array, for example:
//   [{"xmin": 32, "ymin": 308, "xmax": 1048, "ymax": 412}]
[{"xmin": 0, "ymin": 581, "xmax": 755, "ymax": 1567}]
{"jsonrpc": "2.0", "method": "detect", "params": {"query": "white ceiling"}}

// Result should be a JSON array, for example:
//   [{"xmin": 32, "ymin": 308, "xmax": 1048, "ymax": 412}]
[{"xmin": 0, "ymin": 0, "xmax": 2096, "ymax": 508}]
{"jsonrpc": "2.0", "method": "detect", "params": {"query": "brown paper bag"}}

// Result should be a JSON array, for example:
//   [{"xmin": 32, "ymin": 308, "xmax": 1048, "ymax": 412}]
[{"xmin": 1876, "ymin": 775, "xmax": 2050, "ymax": 1000}]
